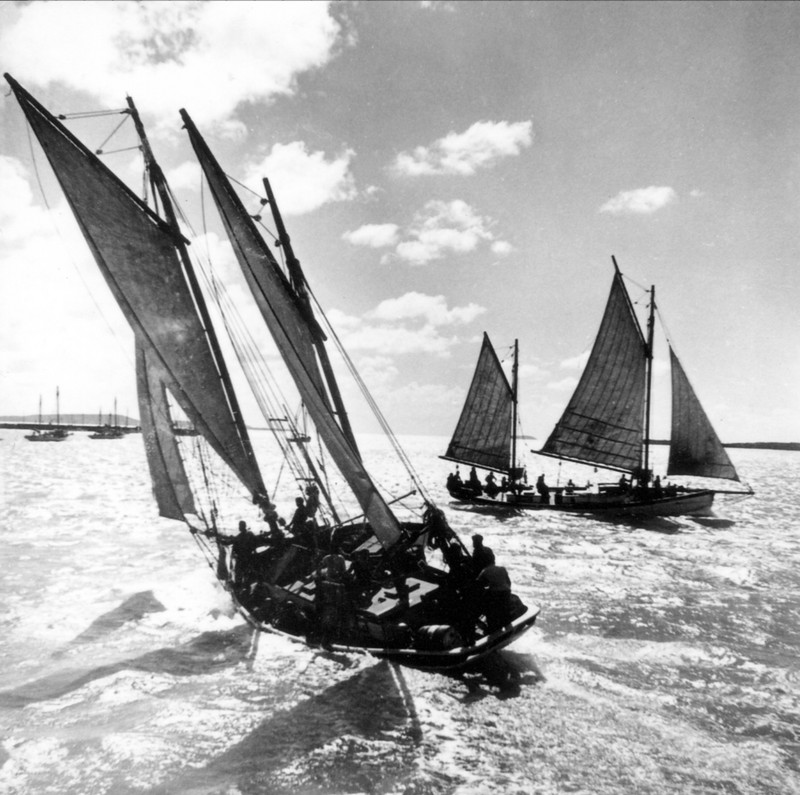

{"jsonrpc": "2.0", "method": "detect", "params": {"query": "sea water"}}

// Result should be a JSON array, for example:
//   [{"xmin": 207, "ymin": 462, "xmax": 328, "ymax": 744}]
[{"xmin": 0, "ymin": 430, "xmax": 798, "ymax": 794}]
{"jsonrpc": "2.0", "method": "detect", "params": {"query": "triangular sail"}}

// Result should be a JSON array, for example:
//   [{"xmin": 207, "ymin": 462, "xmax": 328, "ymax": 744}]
[
  {"xmin": 136, "ymin": 341, "xmax": 197, "ymax": 520},
  {"xmin": 181, "ymin": 110, "xmax": 402, "ymax": 548},
  {"xmin": 668, "ymin": 347, "xmax": 739, "ymax": 481},
  {"xmin": 6, "ymin": 75, "xmax": 264, "ymax": 501},
  {"xmin": 540, "ymin": 270, "xmax": 647, "ymax": 473},
  {"xmin": 442, "ymin": 333, "xmax": 513, "ymax": 473}
]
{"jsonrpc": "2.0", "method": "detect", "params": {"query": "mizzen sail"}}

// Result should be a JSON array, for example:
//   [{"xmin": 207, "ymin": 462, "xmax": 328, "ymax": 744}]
[
  {"xmin": 667, "ymin": 346, "xmax": 739, "ymax": 481},
  {"xmin": 136, "ymin": 342, "xmax": 196, "ymax": 520},
  {"xmin": 6, "ymin": 75, "xmax": 265, "ymax": 501},
  {"xmin": 443, "ymin": 333, "xmax": 513, "ymax": 473},
  {"xmin": 540, "ymin": 269, "xmax": 647, "ymax": 473},
  {"xmin": 181, "ymin": 110, "xmax": 403, "ymax": 548}
]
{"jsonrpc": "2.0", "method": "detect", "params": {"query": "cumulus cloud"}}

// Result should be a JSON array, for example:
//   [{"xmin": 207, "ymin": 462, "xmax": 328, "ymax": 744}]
[
  {"xmin": 547, "ymin": 376, "xmax": 579, "ymax": 391},
  {"xmin": 599, "ymin": 186, "xmax": 677, "ymax": 215},
  {"xmin": 366, "ymin": 292, "xmax": 485, "ymax": 326},
  {"xmin": 0, "ymin": 2, "xmax": 340, "ymax": 127},
  {"xmin": 393, "ymin": 120, "xmax": 533, "ymax": 176},
  {"xmin": 342, "ymin": 224, "xmax": 400, "ymax": 248},
  {"xmin": 244, "ymin": 142, "xmax": 357, "ymax": 216},
  {"xmin": 393, "ymin": 199, "xmax": 504, "ymax": 265},
  {"xmin": 560, "ymin": 351, "xmax": 590, "ymax": 370},
  {"xmin": 327, "ymin": 292, "xmax": 485, "ymax": 358}
]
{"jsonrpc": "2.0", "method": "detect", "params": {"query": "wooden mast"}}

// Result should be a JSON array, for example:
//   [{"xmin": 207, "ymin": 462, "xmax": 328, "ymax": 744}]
[
  {"xmin": 511, "ymin": 338, "xmax": 519, "ymax": 477},
  {"xmin": 643, "ymin": 284, "xmax": 656, "ymax": 480},
  {"xmin": 125, "ymin": 97, "xmax": 266, "ymax": 499},
  {"xmin": 262, "ymin": 176, "xmax": 361, "ymax": 459}
]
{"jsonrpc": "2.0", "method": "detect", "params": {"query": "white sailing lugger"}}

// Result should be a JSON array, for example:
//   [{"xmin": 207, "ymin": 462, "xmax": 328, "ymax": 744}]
[
  {"xmin": 443, "ymin": 258, "xmax": 753, "ymax": 517},
  {"xmin": 7, "ymin": 74, "xmax": 538, "ymax": 671}
]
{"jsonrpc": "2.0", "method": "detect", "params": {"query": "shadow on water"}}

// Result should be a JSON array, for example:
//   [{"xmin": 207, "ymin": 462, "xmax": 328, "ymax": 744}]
[
  {"xmin": 0, "ymin": 624, "xmax": 253, "ymax": 708},
  {"xmin": 455, "ymin": 650, "xmax": 545, "ymax": 701},
  {"xmin": 140, "ymin": 659, "xmax": 421, "ymax": 795},
  {"xmin": 61, "ymin": 590, "xmax": 167, "ymax": 648},
  {"xmin": 689, "ymin": 516, "xmax": 736, "ymax": 529},
  {"xmin": 591, "ymin": 514, "xmax": 685, "ymax": 534}
]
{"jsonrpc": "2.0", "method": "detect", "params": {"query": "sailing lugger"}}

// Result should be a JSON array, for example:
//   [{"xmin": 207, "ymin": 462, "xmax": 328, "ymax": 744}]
[
  {"xmin": 7, "ymin": 73, "xmax": 539, "ymax": 671},
  {"xmin": 443, "ymin": 258, "xmax": 753, "ymax": 517}
]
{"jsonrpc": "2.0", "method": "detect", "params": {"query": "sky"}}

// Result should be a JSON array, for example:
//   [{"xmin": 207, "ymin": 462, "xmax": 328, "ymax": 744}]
[{"xmin": 1, "ymin": 1, "xmax": 799, "ymax": 445}]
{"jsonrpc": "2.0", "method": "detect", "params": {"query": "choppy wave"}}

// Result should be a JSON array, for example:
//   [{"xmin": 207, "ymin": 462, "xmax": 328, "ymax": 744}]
[{"xmin": 1, "ymin": 431, "xmax": 798, "ymax": 793}]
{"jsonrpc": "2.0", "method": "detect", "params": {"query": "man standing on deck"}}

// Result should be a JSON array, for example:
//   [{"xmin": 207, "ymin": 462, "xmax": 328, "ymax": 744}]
[{"xmin": 471, "ymin": 534, "xmax": 494, "ymax": 574}]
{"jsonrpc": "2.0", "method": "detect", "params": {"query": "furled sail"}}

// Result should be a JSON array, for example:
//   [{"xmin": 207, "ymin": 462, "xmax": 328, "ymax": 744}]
[
  {"xmin": 136, "ymin": 341, "xmax": 197, "ymax": 520},
  {"xmin": 540, "ymin": 270, "xmax": 647, "ymax": 472},
  {"xmin": 667, "ymin": 347, "xmax": 739, "ymax": 481},
  {"xmin": 181, "ymin": 110, "xmax": 403, "ymax": 548},
  {"xmin": 6, "ymin": 75, "xmax": 264, "ymax": 501},
  {"xmin": 443, "ymin": 333, "xmax": 513, "ymax": 473}
]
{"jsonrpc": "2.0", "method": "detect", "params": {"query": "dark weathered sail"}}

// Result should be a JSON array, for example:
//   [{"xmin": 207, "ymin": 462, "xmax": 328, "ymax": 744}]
[
  {"xmin": 181, "ymin": 110, "xmax": 403, "ymax": 548},
  {"xmin": 136, "ymin": 342, "xmax": 196, "ymax": 520},
  {"xmin": 667, "ymin": 347, "xmax": 739, "ymax": 481},
  {"xmin": 6, "ymin": 75, "xmax": 264, "ymax": 500},
  {"xmin": 443, "ymin": 333, "xmax": 513, "ymax": 473},
  {"xmin": 540, "ymin": 270, "xmax": 647, "ymax": 472}
]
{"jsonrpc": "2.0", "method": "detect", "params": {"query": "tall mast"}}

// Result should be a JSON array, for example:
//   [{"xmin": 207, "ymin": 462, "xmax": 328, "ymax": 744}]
[
  {"xmin": 56, "ymin": 386, "xmax": 60, "ymax": 425},
  {"xmin": 125, "ymin": 97, "xmax": 266, "ymax": 497},
  {"xmin": 262, "ymin": 177, "xmax": 361, "ymax": 459},
  {"xmin": 511, "ymin": 338, "xmax": 519, "ymax": 475},
  {"xmin": 643, "ymin": 284, "xmax": 656, "ymax": 479}
]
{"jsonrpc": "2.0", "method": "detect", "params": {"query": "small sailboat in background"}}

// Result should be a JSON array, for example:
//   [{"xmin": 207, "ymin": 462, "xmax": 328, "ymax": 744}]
[
  {"xmin": 25, "ymin": 388, "xmax": 70, "ymax": 442},
  {"xmin": 7, "ymin": 73, "xmax": 538, "ymax": 671},
  {"xmin": 89, "ymin": 398, "xmax": 125, "ymax": 439},
  {"xmin": 444, "ymin": 258, "xmax": 752, "ymax": 517}
]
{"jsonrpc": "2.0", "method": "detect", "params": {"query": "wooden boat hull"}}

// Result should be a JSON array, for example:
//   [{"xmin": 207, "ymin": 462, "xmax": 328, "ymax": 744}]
[
  {"xmin": 448, "ymin": 485, "xmax": 715, "ymax": 517},
  {"xmin": 246, "ymin": 604, "xmax": 540, "ymax": 672},
  {"xmin": 367, "ymin": 604, "xmax": 540, "ymax": 671}
]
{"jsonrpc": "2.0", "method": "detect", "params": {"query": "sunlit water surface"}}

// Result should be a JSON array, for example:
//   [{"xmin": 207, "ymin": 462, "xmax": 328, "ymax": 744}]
[{"xmin": 1, "ymin": 431, "xmax": 798, "ymax": 794}]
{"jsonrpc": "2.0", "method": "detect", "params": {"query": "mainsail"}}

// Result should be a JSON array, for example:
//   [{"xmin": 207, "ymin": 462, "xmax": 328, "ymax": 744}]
[
  {"xmin": 668, "ymin": 346, "xmax": 739, "ymax": 481},
  {"xmin": 6, "ymin": 75, "xmax": 265, "ymax": 505},
  {"xmin": 540, "ymin": 268, "xmax": 647, "ymax": 473},
  {"xmin": 136, "ymin": 341, "xmax": 196, "ymax": 520},
  {"xmin": 181, "ymin": 110, "xmax": 403, "ymax": 548},
  {"xmin": 443, "ymin": 333, "xmax": 513, "ymax": 473}
]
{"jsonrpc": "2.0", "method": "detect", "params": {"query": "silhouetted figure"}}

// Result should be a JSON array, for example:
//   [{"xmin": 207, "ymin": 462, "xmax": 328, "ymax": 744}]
[
  {"xmin": 218, "ymin": 520, "xmax": 261, "ymax": 593},
  {"xmin": 471, "ymin": 533, "xmax": 494, "ymax": 575},
  {"xmin": 536, "ymin": 474, "xmax": 550, "ymax": 504},
  {"xmin": 468, "ymin": 467, "xmax": 482, "ymax": 494},
  {"xmin": 304, "ymin": 483, "xmax": 320, "ymax": 517},
  {"xmin": 653, "ymin": 475, "xmax": 663, "ymax": 499},
  {"xmin": 476, "ymin": 549, "xmax": 513, "ymax": 632},
  {"xmin": 484, "ymin": 471, "xmax": 498, "ymax": 497}
]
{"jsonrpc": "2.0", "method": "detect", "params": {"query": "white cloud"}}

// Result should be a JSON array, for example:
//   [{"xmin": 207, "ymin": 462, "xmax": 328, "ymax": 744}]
[
  {"xmin": 327, "ymin": 292, "xmax": 485, "ymax": 358},
  {"xmin": 366, "ymin": 292, "xmax": 485, "ymax": 326},
  {"xmin": 491, "ymin": 240, "xmax": 513, "ymax": 257},
  {"xmin": 392, "ymin": 199, "xmax": 502, "ymax": 265},
  {"xmin": 560, "ymin": 351, "xmax": 590, "ymax": 370},
  {"xmin": 599, "ymin": 186, "xmax": 677, "ymax": 215},
  {"xmin": 244, "ymin": 142, "xmax": 357, "ymax": 216},
  {"xmin": 165, "ymin": 161, "xmax": 201, "ymax": 191},
  {"xmin": 393, "ymin": 120, "xmax": 533, "ymax": 176},
  {"xmin": 342, "ymin": 224, "xmax": 400, "ymax": 248},
  {"xmin": 1, "ymin": 2, "xmax": 341, "ymax": 127},
  {"xmin": 547, "ymin": 376, "xmax": 579, "ymax": 391}
]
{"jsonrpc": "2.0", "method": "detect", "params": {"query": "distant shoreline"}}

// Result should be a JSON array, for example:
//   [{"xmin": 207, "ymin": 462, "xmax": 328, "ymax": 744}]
[{"xmin": 2, "ymin": 420, "xmax": 798, "ymax": 451}]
